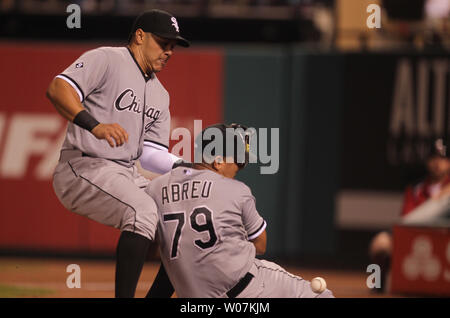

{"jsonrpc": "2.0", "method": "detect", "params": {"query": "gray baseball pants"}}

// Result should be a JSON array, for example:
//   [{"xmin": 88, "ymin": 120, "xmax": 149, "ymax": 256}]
[
  {"xmin": 234, "ymin": 259, "xmax": 335, "ymax": 298},
  {"xmin": 52, "ymin": 149, "xmax": 158, "ymax": 240}
]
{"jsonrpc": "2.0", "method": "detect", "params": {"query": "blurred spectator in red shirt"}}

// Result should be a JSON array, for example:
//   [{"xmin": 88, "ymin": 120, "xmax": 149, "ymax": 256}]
[
  {"xmin": 369, "ymin": 138, "xmax": 450, "ymax": 293},
  {"xmin": 401, "ymin": 139, "xmax": 450, "ymax": 216}
]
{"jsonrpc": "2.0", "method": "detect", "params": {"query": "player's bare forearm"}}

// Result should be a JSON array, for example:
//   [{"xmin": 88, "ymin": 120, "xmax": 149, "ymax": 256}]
[
  {"xmin": 46, "ymin": 77, "xmax": 84, "ymax": 122},
  {"xmin": 46, "ymin": 77, "xmax": 128, "ymax": 147},
  {"xmin": 251, "ymin": 230, "xmax": 267, "ymax": 255}
]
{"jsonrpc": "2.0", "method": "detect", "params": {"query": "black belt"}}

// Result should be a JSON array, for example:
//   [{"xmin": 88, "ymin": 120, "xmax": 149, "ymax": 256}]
[{"xmin": 226, "ymin": 272, "xmax": 254, "ymax": 298}]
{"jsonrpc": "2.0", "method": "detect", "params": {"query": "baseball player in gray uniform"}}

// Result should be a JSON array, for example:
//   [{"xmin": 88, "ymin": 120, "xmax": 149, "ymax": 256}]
[
  {"xmin": 145, "ymin": 124, "xmax": 334, "ymax": 298},
  {"xmin": 46, "ymin": 9, "xmax": 189, "ymax": 298}
]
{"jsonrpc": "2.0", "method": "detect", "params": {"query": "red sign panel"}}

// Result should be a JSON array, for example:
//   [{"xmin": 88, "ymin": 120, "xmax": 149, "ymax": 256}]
[{"xmin": 391, "ymin": 225, "xmax": 450, "ymax": 296}]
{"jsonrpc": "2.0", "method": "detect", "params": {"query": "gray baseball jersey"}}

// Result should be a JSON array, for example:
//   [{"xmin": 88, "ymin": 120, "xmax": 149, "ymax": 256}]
[
  {"xmin": 57, "ymin": 46, "xmax": 171, "ymax": 166},
  {"xmin": 146, "ymin": 165, "xmax": 266, "ymax": 298},
  {"xmin": 52, "ymin": 46, "xmax": 172, "ymax": 241}
]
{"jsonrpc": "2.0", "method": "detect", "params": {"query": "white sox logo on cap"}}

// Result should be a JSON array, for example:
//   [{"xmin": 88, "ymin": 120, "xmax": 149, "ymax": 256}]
[
  {"xmin": 171, "ymin": 17, "xmax": 179, "ymax": 33},
  {"xmin": 130, "ymin": 10, "xmax": 190, "ymax": 47}
]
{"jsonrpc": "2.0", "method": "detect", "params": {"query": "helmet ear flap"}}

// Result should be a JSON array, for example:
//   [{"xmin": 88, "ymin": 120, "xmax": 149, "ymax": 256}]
[
  {"xmin": 232, "ymin": 125, "xmax": 250, "ymax": 169},
  {"xmin": 244, "ymin": 133, "xmax": 250, "ymax": 167}
]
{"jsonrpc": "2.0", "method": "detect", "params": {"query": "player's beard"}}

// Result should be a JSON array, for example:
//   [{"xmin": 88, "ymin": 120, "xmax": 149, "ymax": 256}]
[
  {"xmin": 148, "ymin": 59, "xmax": 165, "ymax": 73},
  {"xmin": 159, "ymin": 58, "xmax": 167, "ymax": 69},
  {"xmin": 157, "ymin": 56, "xmax": 169, "ymax": 71}
]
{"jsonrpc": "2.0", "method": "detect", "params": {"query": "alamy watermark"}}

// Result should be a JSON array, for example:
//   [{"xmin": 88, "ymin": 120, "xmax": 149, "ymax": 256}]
[
  {"xmin": 170, "ymin": 120, "xmax": 279, "ymax": 175},
  {"xmin": 66, "ymin": 264, "xmax": 81, "ymax": 288},
  {"xmin": 366, "ymin": 264, "xmax": 381, "ymax": 289},
  {"xmin": 366, "ymin": 4, "xmax": 381, "ymax": 29},
  {"xmin": 66, "ymin": 4, "xmax": 81, "ymax": 29}
]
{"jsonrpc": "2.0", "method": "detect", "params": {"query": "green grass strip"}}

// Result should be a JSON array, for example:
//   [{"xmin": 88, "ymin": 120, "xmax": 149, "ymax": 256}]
[{"xmin": 0, "ymin": 284, "xmax": 55, "ymax": 298}]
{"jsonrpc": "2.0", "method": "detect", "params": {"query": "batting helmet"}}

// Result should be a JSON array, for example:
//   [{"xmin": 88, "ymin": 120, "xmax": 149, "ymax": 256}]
[{"xmin": 194, "ymin": 123, "xmax": 253, "ymax": 169}]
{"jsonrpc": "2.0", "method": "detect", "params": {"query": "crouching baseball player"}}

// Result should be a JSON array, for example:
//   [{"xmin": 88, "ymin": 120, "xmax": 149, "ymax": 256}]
[{"xmin": 145, "ymin": 124, "xmax": 335, "ymax": 298}]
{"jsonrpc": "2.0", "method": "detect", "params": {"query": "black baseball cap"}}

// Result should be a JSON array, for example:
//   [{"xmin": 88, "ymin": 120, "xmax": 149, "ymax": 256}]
[{"xmin": 129, "ymin": 9, "xmax": 190, "ymax": 47}]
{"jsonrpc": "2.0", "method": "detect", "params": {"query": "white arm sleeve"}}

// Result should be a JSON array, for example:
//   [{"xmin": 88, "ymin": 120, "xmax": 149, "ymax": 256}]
[{"xmin": 140, "ymin": 141, "xmax": 181, "ymax": 175}]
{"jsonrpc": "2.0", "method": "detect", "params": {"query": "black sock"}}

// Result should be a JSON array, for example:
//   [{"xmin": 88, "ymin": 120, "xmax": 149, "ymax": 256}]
[
  {"xmin": 115, "ymin": 231, "xmax": 151, "ymax": 298},
  {"xmin": 146, "ymin": 263, "xmax": 174, "ymax": 298}
]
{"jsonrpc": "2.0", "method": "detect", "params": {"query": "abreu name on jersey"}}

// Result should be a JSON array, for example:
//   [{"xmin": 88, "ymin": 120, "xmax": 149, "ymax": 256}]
[{"xmin": 162, "ymin": 180, "xmax": 212, "ymax": 204}]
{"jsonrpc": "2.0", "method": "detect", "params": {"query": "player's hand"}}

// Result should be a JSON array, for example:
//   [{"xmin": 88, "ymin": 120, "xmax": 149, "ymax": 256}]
[{"xmin": 91, "ymin": 123, "xmax": 129, "ymax": 147}]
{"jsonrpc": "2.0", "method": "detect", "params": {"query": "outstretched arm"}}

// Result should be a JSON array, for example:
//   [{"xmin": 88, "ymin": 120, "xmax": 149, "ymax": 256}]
[{"xmin": 140, "ymin": 141, "xmax": 182, "ymax": 174}]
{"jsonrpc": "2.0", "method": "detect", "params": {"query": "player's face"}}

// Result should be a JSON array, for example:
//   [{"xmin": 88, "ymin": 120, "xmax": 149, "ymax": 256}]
[
  {"xmin": 427, "ymin": 156, "xmax": 450, "ymax": 181},
  {"xmin": 214, "ymin": 158, "xmax": 240, "ymax": 179},
  {"xmin": 224, "ymin": 163, "xmax": 239, "ymax": 179},
  {"xmin": 143, "ymin": 33, "xmax": 176, "ymax": 73}
]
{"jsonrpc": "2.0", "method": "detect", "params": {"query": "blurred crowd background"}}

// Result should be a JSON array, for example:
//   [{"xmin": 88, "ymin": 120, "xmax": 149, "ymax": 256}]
[
  {"xmin": 0, "ymin": 0, "xmax": 449, "ymax": 49},
  {"xmin": 0, "ymin": 0, "xmax": 449, "ymax": 296}
]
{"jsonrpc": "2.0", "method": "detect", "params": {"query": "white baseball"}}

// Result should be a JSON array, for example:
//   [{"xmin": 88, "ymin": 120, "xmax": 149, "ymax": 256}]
[{"xmin": 311, "ymin": 277, "xmax": 327, "ymax": 293}]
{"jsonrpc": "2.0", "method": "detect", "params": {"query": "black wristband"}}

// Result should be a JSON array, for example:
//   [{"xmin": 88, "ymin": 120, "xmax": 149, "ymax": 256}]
[{"xmin": 73, "ymin": 110, "xmax": 100, "ymax": 132}]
